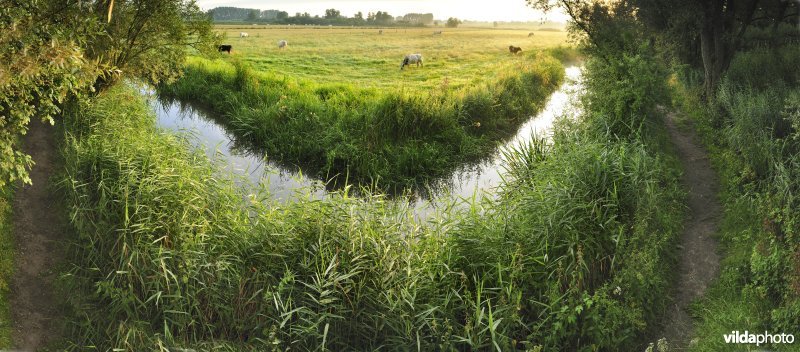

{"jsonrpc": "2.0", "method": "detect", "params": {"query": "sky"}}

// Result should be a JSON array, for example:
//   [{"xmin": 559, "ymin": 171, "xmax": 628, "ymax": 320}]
[{"xmin": 194, "ymin": 0, "xmax": 569, "ymax": 23}]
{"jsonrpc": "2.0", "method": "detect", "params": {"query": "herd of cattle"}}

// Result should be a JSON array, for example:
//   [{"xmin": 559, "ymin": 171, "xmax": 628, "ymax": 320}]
[{"xmin": 217, "ymin": 30, "xmax": 532, "ymax": 69}]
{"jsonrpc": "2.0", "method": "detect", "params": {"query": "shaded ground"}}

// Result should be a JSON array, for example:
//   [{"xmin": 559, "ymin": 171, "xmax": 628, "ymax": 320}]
[
  {"xmin": 10, "ymin": 118, "xmax": 66, "ymax": 351},
  {"xmin": 661, "ymin": 112, "xmax": 721, "ymax": 350}
]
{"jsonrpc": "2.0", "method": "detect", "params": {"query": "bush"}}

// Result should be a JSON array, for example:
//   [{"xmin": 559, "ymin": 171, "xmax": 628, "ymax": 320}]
[{"xmin": 581, "ymin": 45, "xmax": 670, "ymax": 140}]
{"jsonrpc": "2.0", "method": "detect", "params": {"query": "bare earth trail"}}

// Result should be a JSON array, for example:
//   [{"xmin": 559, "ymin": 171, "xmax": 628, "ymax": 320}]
[
  {"xmin": 10, "ymin": 118, "xmax": 66, "ymax": 351},
  {"xmin": 661, "ymin": 112, "xmax": 721, "ymax": 350}
]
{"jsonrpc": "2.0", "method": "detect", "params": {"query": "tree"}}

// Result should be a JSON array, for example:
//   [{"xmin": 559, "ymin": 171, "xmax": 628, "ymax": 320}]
[
  {"xmin": 0, "ymin": 0, "xmax": 100, "ymax": 186},
  {"xmin": 87, "ymin": 0, "xmax": 215, "ymax": 89},
  {"xmin": 527, "ymin": 0, "xmax": 800, "ymax": 100},
  {"xmin": 246, "ymin": 9, "xmax": 258, "ymax": 21},
  {"xmin": 634, "ymin": 0, "xmax": 798, "ymax": 100},
  {"xmin": 325, "ymin": 8, "xmax": 341, "ymax": 19},
  {"xmin": 446, "ymin": 17, "xmax": 462, "ymax": 28},
  {"xmin": 354, "ymin": 11, "xmax": 363, "ymax": 20},
  {"xmin": 373, "ymin": 11, "xmax": 394, "ymax": 24},
  {"xmin": 276, "ymin": 11, "xmax": 288, "ymax": 20},
  {"xmin": 0, "ymin": 0, "xmax": 214, "ymax": 186}
]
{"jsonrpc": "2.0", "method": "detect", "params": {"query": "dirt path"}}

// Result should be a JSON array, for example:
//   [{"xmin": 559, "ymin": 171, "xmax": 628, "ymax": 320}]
[
  {"xmin": 10, "ymin": 117, "xmax": 66, "ymax": 351},
  {"xmin": 661, "ymin": 112, "xmax": 721, "ymax": 350}
]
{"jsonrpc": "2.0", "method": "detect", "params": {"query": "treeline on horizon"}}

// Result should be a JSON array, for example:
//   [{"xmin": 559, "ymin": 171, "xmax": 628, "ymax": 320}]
[{"xmin": 207, "ymin": 6, "xmax": 564, "ymax": 28}]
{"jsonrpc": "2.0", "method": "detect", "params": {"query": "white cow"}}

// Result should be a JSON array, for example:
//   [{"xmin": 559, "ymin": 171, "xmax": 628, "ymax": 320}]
[
  {"xmin": 277, "ymin": 40, "xmax": 288, "ymax": 49},
  {"xmin": 400, "ymin": 54, "xmax": 423, "ymax": 70},
  {"xmin": 240, "ymin": 32, "xmax": 249, "ymax": 38}
]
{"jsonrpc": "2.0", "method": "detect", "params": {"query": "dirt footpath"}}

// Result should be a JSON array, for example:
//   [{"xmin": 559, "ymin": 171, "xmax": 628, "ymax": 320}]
[
  {"xmin": 661, "ymin": 112, "xmax": 721, "ymax": 350},
  {"xmin": 10, "ymin": 117, "xmax": 66, "ymax": 351}
]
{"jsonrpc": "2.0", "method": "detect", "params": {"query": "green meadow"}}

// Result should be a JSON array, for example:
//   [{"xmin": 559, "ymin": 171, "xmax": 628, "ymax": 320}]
[
  {"xmin": 161, "ymin": 26, "xmax": 575, "ymax": 192},
  {"xmin": 213, "ymin": 25, "xmax": 572, "ymax": 90}
]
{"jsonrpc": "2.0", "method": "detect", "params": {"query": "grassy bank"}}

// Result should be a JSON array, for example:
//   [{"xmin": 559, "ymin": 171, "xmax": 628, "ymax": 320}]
[
  {"xmin": 672, "ymin": 45, "xmax": 800, "ymax": 351},
  {"xmin": 0, "ymin": 187, "xmax": 11, "ymax": 347},
  {"xmin": 60, "ymin": 43, "xmax": 682, "ymax": 349},
  {"xmin": 161, "ymin": 52, "xmax": 564, "ymax": 192},
  {"xmin": 210, "ymin": 26, "xmax": 569, "ymax": 90}
]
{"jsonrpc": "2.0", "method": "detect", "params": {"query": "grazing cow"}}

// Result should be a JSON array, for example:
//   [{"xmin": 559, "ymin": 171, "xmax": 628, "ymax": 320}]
[
  {"xmin": 433, "ymin": 30, "xmax": 443, "ymax": 35},
  {"xmin": 378, "ymin": 29, "xmax": 383, "ymax": 35},
  {"xmin": 218, "ymin": 44, "xmax": 232, "ymax": 54},
  {"xmin": 509, "ymin": 45, "xmax": 522, "ymax": 54},
  {"xmin": 528, "ymin": 32, "xmax": 535, "ymax": 37},
  {"xmin": 400, "ymin": 53, "xmax": 423, "ymax": 70},
  {"xmin": 240, "ymin": 32, "xmax": 249, "ymax": 38},
  {"xmin": 277, "ymin": 40, "xmax": 288, "ymax": 49}
]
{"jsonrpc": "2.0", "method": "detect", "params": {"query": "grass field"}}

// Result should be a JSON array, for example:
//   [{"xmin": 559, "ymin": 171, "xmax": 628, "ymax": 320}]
[
  {"xmin": 162, "ymin": 26, "xmax": 573, "ymax": 191},
  {"xmin": 212, "ymin": 25, "xmax": 572, "ymax": 90}
]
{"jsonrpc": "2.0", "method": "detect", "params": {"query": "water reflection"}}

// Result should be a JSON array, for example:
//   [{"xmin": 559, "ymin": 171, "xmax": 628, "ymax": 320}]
[
  {"xmin": 410, "ymin": 66, "xmax": 584, "ymax": 217},
  {"xmin": 144, "ymin": 66, "xmax": 583, "ymax": 213},
  {"xmin": 145, "ymin": 94, "xmax": 327, "ymax": 202}
]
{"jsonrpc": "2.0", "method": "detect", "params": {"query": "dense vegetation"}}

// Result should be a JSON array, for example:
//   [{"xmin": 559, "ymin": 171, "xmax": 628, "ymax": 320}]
[
  {"xmin": 161, "ymin": 51, "xmax": 564, "ymax": 192},
  {"xmin": 3, "ymin": 0, "xmax": 797, "ymax": 350},
  {"xmin": 0, "ymin": 0, "xmax": 212, "ymax": 187},
  {"xmin": 673, "ymin": 44, "xmax": 800, "ymax": 351},
  {"xmin": 54, "ymin": 23, "xmax": 685, "ymax": 348}
]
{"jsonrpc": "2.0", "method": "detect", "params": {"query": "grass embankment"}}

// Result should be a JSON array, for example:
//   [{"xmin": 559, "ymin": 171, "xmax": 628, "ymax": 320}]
[
  {"xmin": 161, "ymin": 52, "xmax": 564, "ymax": 192},
  {"xmin": 0, "ymin": 188, "xmax": 11, "ymax": 347},
  {"xmin": 60, "ymin": 44, "xmax": 682, "ymax": 350},
  {"xmin": 673, "ymin": 45, "xmax": 800, "ymax": 351}
]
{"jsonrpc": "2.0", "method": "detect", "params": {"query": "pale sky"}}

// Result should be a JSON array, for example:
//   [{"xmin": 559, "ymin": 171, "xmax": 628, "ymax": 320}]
[{"xmin": 195, "ymin": 0, "xmax": 569, "ymax": 23}]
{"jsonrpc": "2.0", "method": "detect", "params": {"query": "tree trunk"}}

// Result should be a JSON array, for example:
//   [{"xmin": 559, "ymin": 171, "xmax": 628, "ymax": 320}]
[
  {"xmin": 700, "ymin": 0, "xmax": 760, "ymax": 101},
  {"xmin": 700, "ymin": 0, "xmax": 732, "ymax": 101},
  {"xmin": 700, "ymin": 1, "xmax": 722, "ymax": 101}
]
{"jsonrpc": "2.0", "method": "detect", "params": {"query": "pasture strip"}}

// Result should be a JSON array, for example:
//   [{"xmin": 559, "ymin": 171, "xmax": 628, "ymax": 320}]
[{"xmin": 161, "ymin": 52, "xmax": 564, "ymax": 191}]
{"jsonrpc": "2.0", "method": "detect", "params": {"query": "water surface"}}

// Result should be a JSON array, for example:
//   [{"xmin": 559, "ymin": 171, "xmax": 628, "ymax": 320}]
[{"xmin": 146, "ymin": 66, "xmax": 583, "ymax": 212}]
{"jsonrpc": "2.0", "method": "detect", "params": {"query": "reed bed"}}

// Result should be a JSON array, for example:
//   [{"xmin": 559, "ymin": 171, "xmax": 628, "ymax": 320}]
[{"xmin": 59, "ymin": 46, "xmax": 684, "ymax": 350}]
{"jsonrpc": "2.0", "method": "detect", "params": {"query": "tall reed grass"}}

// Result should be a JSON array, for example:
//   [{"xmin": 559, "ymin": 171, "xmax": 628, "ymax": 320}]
[
  {"xmin": 159, "ymin": 52, "xmax": 564, "ymax": 192},
  {"xmin": 58, "ymin": 49, "xmax": 684, "ymax": 350}
]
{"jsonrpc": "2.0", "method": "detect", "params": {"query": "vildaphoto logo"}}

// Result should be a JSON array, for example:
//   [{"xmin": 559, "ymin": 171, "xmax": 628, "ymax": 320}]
[{"xmin": 724, "ymin": 331, "xmax": 795, "ymax": 346}]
